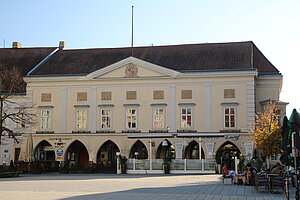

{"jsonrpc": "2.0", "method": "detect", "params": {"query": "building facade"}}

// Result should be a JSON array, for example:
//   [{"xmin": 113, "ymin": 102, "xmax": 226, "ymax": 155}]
[{"xmin": 1, "ymin": 41, "xmax": 286, "ymax": 171}]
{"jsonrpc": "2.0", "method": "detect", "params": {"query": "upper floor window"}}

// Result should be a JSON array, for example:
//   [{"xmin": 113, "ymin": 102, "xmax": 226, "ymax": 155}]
[
  {"xmin": 100, "ymin": 108, "xmax": 112, "ymax": 129},
  {"xmin": 224, "ymin": 107, "xmax": 236, "ymax": 128},
  {"xmin": 126, "ymin": 108, "xmax": 137, "ymax": 129},
  {"xmin": 153, "ymin": 108, "xmax": 165, "ymax": 129},
  {"xmin": 40, "ymin": 110, "xmax": 52, "ymax": 130},
  {"xmin": 181, "ymin": 107, "xmax": 193, "ymax": 129},
  {"xmin": 76, "ymin": 109, "xmax": 88, "ymax": 129}
]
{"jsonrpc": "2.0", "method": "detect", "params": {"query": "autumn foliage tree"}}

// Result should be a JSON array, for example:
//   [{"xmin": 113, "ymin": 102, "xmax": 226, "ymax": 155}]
[
  {"xmin": 249, "ymin": 102, "xmax": 281, "ymax": 157},
  {"xmin": 0, "ymin": 66, "xmax": 35, "ymax": 144}
]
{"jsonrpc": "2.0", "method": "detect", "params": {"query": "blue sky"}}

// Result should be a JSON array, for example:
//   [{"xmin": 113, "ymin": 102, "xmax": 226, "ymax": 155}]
[{"xmin": 1, "ymin": 0, "xmax": 299, "ymax": 115}]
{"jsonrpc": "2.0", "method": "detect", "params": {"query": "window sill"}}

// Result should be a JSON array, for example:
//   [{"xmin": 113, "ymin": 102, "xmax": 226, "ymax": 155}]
[
  {"xmin": 96, "ymin": 130, "xmax": 115, "ymax": 133},
  {"xmin": 149, "ymin": 130, "xmax": 169, "ymax": 133},
  {"xmin": 36, "ymin": 131, "xmax": 55, "ymax": 134},
  {"xmin": 122, "ymin": 130, "xmax": 141, "ymax": 133},
  {"xmin": 220, "ymin": 129, "xmax": 240, "ymax": 133},
  {"xmin": 177, "ymin": 129, "xmax": 197, "ymax": 133},
  {"xmin": 72, "ymin": 130, "xmax": 91, "ymax": 133}
]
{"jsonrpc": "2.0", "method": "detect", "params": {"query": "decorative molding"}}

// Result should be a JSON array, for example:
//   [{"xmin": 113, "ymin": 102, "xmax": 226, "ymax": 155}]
[
  {"xmin": 178, "ymin": 103, "xmax": 196, "ymax": 106},
  {"xmin": 123, "ymin": 104, "xmax": 140, "ymax": 107},
  {"xmin": 73, "ymin": 105, "xmax": 90, "ymax": 108},
  {"xmin": 38, "ymin": 106, "xmax": 54, "ymax": 108},
  {"xmin": 98, "ymin": 104, "xmax": 115, "ymax": 107},
  {"xmin": 150, "ymin": 103, "xmax": 167, "ymax": 107}
]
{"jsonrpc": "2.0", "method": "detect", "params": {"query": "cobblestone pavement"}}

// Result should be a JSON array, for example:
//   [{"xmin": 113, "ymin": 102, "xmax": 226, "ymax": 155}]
[{"xmin": 0, "ymin": 173, "xmax": 294, "ymax": 200}]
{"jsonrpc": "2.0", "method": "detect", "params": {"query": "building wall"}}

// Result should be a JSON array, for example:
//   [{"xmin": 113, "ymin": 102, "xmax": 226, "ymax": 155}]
[{"xmin": 18, "ymin": 59, "xmax": 283, "ymax": 163}]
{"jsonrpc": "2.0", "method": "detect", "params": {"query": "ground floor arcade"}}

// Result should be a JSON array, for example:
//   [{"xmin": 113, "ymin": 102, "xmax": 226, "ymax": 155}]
[{"xmin": 18, "ymin": 133, "xmax": 254, "ymax": 172}]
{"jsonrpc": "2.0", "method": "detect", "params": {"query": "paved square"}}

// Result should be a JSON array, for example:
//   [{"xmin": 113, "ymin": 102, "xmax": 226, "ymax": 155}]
[{"xmin": 0, "ymin": 174, "xmax": 293, "ymax": 200}]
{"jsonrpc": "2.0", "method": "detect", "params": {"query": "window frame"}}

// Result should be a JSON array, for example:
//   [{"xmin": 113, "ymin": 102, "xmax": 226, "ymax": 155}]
[
  {"xmin": 223, "ymin": 106, "xmax": 237, "ymax": 129},
  {"xmin": 75, "ymin": 108, "xmax": 89, "ymax": 131},
  {"xmin": 99, "ymin": 107, "xmax": 113, "ymax": 130},
  {"xmin": 39, "ymin": 109, "xmax": 52, "ymax": 130},
  {"xmin": 125, "ymin": 107, "xmax": 138, "ymax": 130},
  {"xmin": 180, "ymin": 107, "xmax": 193, "ymax": 130},
  {"xmin": 152, "ymin": 107, "xmax": 166, "ymax": 130}
]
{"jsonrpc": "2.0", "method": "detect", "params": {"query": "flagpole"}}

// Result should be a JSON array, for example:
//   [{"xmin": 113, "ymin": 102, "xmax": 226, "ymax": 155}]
[{"xmin": 131, "ymin": 6, "xmax": 134, "ymax": 56}]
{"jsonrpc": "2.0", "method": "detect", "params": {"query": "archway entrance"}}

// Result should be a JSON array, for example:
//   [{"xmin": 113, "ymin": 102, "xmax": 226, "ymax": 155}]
[
  {"xmin": 96, "ymin": 140, "xmax": 120, "ymax": 173},
  {"xmin": 156, "ymin": 140, "xmax": 175, "ymax": 159},
  {"xmin": 65, "ymin": 140, "xmax": 89, "ymax": 170},
  {"xmin": 184, "ymin": 141, "xmax": 205, "ymax": 159},
  {"xmin": 33, "ymin": 140, "xmax": 57, "ymax": 171},
  {"xmin": 216, "ymin": 141, "xmax": 241, "ymax": 170},
  {"xmin": 129, "ymin": 140, "xmax": 148, "ymax": 159}
]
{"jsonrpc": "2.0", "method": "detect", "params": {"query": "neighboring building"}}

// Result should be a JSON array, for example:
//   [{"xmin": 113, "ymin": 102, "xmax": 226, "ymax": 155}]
[{"xmin": 0, "ymin": 43, "xmax": 57, "ymax": 165}]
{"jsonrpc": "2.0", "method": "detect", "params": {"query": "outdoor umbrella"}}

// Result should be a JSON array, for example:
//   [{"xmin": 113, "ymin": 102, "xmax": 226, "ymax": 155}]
[
  {"xmin": 280, "ymin": 116, "xmax": 291, "ymax": 165},
  {"xmin": 25, "ymin": 133, "xmax": 34, "ymax": 162},
  {"xmin": 289, "ymin": 109, "xmax": 300, "ymax": 149}
]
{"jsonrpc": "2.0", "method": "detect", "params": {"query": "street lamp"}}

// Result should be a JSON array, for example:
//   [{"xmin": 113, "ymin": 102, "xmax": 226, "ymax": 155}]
[{"xmin": 134, "ymin": 152, "xmax": 139, "ymax": 159}]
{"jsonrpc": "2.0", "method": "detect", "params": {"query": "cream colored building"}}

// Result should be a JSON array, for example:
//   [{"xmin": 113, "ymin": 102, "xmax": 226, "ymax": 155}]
[{"xmin": 15, "ymin": 41, "xmax": 286, "ymax": 172}]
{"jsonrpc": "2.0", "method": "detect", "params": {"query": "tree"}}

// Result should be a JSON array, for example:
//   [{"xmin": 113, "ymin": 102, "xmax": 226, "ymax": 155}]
[
  {"xmin": 0, "ymin": 66, "xmax": 35, "ymax": 145},
  {"xmin": 248, "ymin": 101, "xmax": 281, "ymax": 157}
]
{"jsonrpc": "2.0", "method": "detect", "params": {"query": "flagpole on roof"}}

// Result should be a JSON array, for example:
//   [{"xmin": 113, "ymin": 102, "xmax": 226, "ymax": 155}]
[{"xmin": 131, "ymin": 6, "xmax": 134, "ymax": 56}]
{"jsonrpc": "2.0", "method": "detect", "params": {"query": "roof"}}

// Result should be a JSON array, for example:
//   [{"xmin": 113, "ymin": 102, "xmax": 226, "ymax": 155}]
[
  {"xmin": 0, "ymin": 47, "xmax": 57, "ymax": 76},
  {"xmin": 29, "ymin": 41, "xmax": 279, "ymax": 76},
  {"xmin": 0, "ymin": 47, "xmax": 56, "ymax": 93}
]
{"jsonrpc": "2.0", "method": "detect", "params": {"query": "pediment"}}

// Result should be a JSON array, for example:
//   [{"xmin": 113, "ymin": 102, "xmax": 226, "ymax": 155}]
[{"xmin": 84, "ymin": 57, "xmax": 179, "ymax": 80}]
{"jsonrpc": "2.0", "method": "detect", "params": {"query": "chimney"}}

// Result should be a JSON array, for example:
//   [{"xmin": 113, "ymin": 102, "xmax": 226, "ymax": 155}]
[
  {"xmin": 59, "ymin": 41, "xmax": 66, "ymax": 50},
  {"xmin": 12, "ymin": 42, "xmax": 22, "ymax": 48}
]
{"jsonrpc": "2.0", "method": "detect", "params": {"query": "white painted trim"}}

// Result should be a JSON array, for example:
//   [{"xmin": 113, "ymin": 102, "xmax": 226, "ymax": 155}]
[
  {"xmin": 125, "ymin": 107, "xmax": 139, "ymax": 130},
  {"xmin": 39, "ymin": 109, "xmax": 53, "ymax": 131},
  {"xmin": 26, "ymin": 81, "xmax": 251, "ymax": 89},
  {"xmin": 24, "ymin": 67, "xmax": 258, "ymax": 83},
  {"xmin": 74, "ymin": 108, "xmax": 89, "ymax": 131},
  {"xmin": 152, "ymin": 107, "xmax": 166, "ymax": 130},
  {"xmin": 99, "ymin": 107, "xmax": 113, "ymax": 131},
  {"xmin": 179, "ymin": 107, "xmax": 194, "ymax": 130},
  {"xmin": 84, "ymin": 57, "xmax": 179, "ymax": 79},
  {"xmin": 223, "ymin": 106, "xmax": 237, "ymax": 129}
]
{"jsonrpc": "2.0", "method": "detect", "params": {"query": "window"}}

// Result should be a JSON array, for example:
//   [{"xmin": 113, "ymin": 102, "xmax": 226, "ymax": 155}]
[
  {"xmin": 126, "ymin": 108, "xmax": 137, "ymax": 129},
  {"xmin": 224, "ymin": 107, "xmax": 236, "ymax": 128},
  {"xmin": 40, "ymin": 110, "xmax": 52, "ymax": 130},
  {"xmin": 181, "ymin": 108, "xmax": 192, "ymax": 129},
  {"xmin": 16, "ymin": 110, "xmax": 25, "ymax": 129},
  {"xmin": 153, "ymin": 108, "xmax": 165, "ymax": 129},
  {"xmin": 76, "ymin": 109, "xmax": 88, "ymax": 129},
  {"xmin": 100, "ymin": 108, "xmax": 112, "ymax": 129}
]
